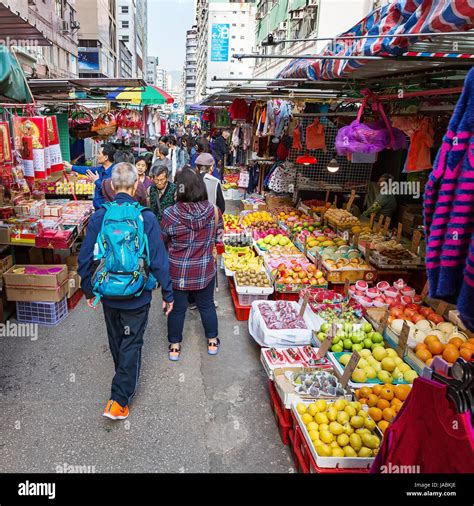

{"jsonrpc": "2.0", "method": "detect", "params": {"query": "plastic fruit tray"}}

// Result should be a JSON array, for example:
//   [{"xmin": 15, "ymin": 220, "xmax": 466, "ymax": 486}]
[
  {"xmin": 268, "ymin": 380, "xmax": 292, "ymax": 445},
  {"xmin": 16, "ymin": 297, "xmax": 68, "ymax": 326},
  {"xmin": 228, "ymin": 278, "xmax": 251, "ymax": 321}
]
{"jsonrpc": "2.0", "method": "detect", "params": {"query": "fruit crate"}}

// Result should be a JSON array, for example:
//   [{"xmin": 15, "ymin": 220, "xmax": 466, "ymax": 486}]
[
  {"xmin": 228, "ymin": 278, "xmax": 251, "ymax": 321},
  {"xmin": 233, "ymin": 272, "xmax": 274, "ymax": 306},
  {"xmin": 268, "ymin": 380, "xmax": 292, "ymax": 445},
  {"xmin": 272, "ymin": 291, "xmax": 300, "ymax": 301},
  {"xmin": 289, "ymin": 414, "xmax": 369, "ymax": 474},
  {"xmin": 321, "ymin": 263, "xmax": 376, "ymax": 284},
  {"xmin": 291, "ymin": 403, "xmax": 377, "ymax": 470},
  {"xmin": 16, "ymin": 297, "xmax": 68, "ymax": 326},
  {"xmin": 67, "ymin": 289, "xmax": 83, "ymax": 311}
]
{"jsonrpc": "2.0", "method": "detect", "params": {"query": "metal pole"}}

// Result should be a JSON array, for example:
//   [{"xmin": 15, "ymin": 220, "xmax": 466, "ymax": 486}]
[{"xmin": 233, "ymin": 53, "xmax": 472, "ymax": 61}]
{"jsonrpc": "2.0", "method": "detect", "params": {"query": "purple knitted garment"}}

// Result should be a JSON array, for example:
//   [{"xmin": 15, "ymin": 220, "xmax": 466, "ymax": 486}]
[{"xmin": 424, "ymin": 67, "xmax": 474, "ymax": 331}]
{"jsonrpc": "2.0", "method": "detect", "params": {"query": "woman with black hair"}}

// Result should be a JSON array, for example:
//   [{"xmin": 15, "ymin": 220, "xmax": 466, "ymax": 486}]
[
  {"xmin": 135, "ymin": 156, "xmax": 153, "ymax": 190},
  {"xmin": 176, "ymin": 136, "xmax": 191, "ymax": 170},
  {"xmin": 161, "ymin": 168, "xmax": 223, "ymax": 361}
]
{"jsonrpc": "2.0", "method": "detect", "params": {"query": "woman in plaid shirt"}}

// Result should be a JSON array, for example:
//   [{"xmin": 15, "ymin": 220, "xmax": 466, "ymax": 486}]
[{"xmin": 161, "ymin": 168, "xmax": 224, "ymax": 361}]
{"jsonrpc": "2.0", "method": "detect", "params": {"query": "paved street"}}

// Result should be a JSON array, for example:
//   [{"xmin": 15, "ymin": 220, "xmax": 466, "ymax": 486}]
[{"xmin": 0, "ymin": 267, "xmax": 292, "ymax": 473}]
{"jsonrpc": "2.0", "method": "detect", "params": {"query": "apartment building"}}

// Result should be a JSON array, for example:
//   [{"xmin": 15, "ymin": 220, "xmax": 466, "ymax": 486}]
[
  {"xmin": 1, "ymin": 0, "xmax": 80, "ymax": 78},
  {"xmin": 184, "ymin": 26, "xmax": 197, "ymax": 105},
  {"xmin": 145, "ymin": 56, "xmax": 159, "ymax": 84}
]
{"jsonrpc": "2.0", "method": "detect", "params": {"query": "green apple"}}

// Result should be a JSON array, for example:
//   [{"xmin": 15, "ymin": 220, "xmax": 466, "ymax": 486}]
[
  {"xmin": 344, "ymin": 323, "xmax": 353, "ymax": 333},
  {"xmin": 332, "ymin": 335, "xmax": 342, "ymax": 345},
  {"xmin": 320, "ymin": 323, "xmax": 330, "ymax": 333},
  {"xmin": 332, "ymin": 343, "xmax": 344, "ymax": 353},
  {"xmin": 363, "ymin": 338, "xmax": 373, "ymax": 349},
  {"xmin": 371, "ymin": 332, "xmax": 383, "ymax": 343},
  {"xmin": 363, "ymin": 322, "xmax": 373, "ymax": 333},
  {"xmin": 378, "ymin": 370, "xmax": 393, "ymax": 384},
  {"xmin": 352, "ymin": 343, "xmax": 364, "ymax": 352},
  {"xmin": 343, "ymin": 339, "xmax": 353, "ymax": 350}
]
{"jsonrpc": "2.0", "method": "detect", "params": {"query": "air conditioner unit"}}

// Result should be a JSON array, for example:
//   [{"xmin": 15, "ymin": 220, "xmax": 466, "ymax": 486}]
[
  {"xmin": 70, "ymin": 20, "xmax": 80, "ymax": 30},
  {"xmin": 278, "ymin": 21, "xmax": 287, "ymax": 31},
  {"xmin": 290, "ymin": 10, "xmax": 304, "ymax": 20},
  {"xmin": 60, "ymin": 20, "xmax": 69, "ymax": 33},
  {"xmin": 307, "ymin": 0, "xmax": 317, "ymax": 6}
]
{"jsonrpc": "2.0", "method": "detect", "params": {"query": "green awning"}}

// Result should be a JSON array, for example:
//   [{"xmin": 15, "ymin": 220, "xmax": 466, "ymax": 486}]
[{"xmin": 0, "ymin": 47, "xmax": 33, "ymax": 103}]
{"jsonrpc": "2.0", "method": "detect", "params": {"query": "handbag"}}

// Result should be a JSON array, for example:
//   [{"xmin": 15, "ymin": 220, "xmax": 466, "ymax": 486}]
[{"xmin": 212, "ymin": 205, "xmax": 220, "ymax": 260}]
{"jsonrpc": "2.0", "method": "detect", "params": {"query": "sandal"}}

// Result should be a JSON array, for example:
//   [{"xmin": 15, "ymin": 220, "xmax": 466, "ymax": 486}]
[
  {"xmin": 168, "ymin": 344, "xmax": 181, "ymax": 361},
  {"xmin": 207, "ymin": 338, "xmax": 221, "ymax": 356}
]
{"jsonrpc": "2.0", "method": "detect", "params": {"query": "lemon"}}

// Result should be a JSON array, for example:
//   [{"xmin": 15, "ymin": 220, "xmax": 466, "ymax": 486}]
[
  {"xmin": 349, "ymin": 433, "xmax": 362, "ymax": 451},
  {"xmin": 308, "ymin": 430, "xmax": 319, "ymax": 442},
  {"xmin": 327, "ymin": 407, "xmax": 337, "ymax": 422},
  {"xmin": 328, "ymin": 422, "xmax": 344, "ymax": 435},
  {"xmin": 355, "ymin": 428, "xmax": 371, "ymax": 435},
  {"xmin": 343, "ymin": 446, "xmax": 357, "ymax": 457},
  {"xmin": 333, "ymin": 399, "xmax": 347, "ymax": 411},
  {"xmin": 315, "ymin": 399, "xmax": 327, "ymax": 412},
  {"xmin": 362, "ymin": 433, "xmax": 380, "ymax": 449},
  {"xmin": 337, "ymin": 433, "xmax": 350, "ymax": 447},
  {"xmin": 316, "ymin": 444, "xmax": 331, "ymax": 457},
  {"xmin": 314, "ymin": 412, "xmax": 329, "ymax": 425},
  {"xmin": 358, "ymin": 447, "xmax": 372, "ymax": 458},
  {"xmin": 319, "ymin": 423, "xmax": 329, "ymax": 432},
  {"xmin": 350, "ymin": 401, "xmax": 361, "ymax": 412},
  {"xmin": 330, "ymin": 441, "xmax": 339, "ymax": 449},
  {"xmin": 308, "ymin": 403, "xmax": 318, "ymax": 417},
  {"xmin": 350, "ymin": 415, "xmax": 364, "ymax": 429},
  {"xmin": 364, "ymin": 417, "xmax": 376, "ymax": 431},
  {"xmin": 296, "ymin": 403, "xmax": 307, "ymax": 415},
  {"xmin": 336, "ymin": 411, "xmax": 349, "ymax": 424},
  {"xmin": 343, "ymin": 422, "xmax": 354, "ymax": 435},
  {"xmin": 319, "ymin": 430, "xmax": 334, "ymax": 444},
  {"xmin": 307, "ymin": 421, "xmax": 319, "ymax": 432},
  {"xmin": 358, "ymin": 410, "xmax": 369, "ymax": 419},
  {"xmin": 301, "ymin": 413, "xmax": 314, "ymax": 425},
  {"xmin": 331, "ymin": 447, "xmax": 345, "ymax": 457},
  {"xmin": 344, "ymin": 406, "xmax": 356, "ymax": 418}
]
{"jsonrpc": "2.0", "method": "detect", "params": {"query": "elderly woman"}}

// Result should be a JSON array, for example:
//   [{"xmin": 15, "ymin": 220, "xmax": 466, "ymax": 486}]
[{"xmin": 147, "ymin": 161, "xmax": 176, "ymax": 222}]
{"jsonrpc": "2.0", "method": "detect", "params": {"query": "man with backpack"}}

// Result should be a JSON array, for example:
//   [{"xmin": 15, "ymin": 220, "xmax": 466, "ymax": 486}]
[{"xmin": 78, "ymin": 162, "xmax": 174, "ymax": 421}]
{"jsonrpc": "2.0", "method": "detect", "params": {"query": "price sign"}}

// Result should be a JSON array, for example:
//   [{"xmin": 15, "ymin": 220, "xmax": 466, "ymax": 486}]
[
  {"xmin": 353, "ymin": 233, "xmax": 359, "ymax": 248},
  {"xmin": 369, "ymin": 213, "xmax": 376, "ymax": 229},
  {"xmin": 411, "ymin": 230, "xmax": 422, "ymax": 254},
  {"xmin": 396, "ymin": 223, "xmax": 403, "ymax": 242},
  {"xmin": 341, "ymin": 351, "xmax": 360, "ymax": 388},
  {"xmin": 421, "ymin": 280, "xmax": 429, "ymax": 299},
  {"xmin": 397, "ymin": 322, "xmax": 410, "ymax": 358},
  {"xmin": 304, "ymin": 236, "xmax": 308, "ymax": 257},
  {"xmin": 344, "ymin": 278, "xmax": 350, "ymax": 296},
  {"xmin": 384, "ymin": 216, "xmax": 391, "ymax": 233},
  {"xmin": 333, "ymin": 195, "xmax": 337, "ymax": 207},
  {"xmin": 325, "ymin": 190, "xmax": 330, "ymax": 203},
  {"xmin": 346, "ymin": 190, "xmax": 356, "ymax": 211},
  {"xmin": 437, "ymin": 301, "xmax": 448, "ymax": 317},
  {"xmin": 299, "ymin": 292, "xmax": 310, "ymax": 317},
  {"xmin": 316, "ymin": 334, "xmax": 332, "ymax": 359},
  {"xmin": 375, "ymin": 214, "xmax": 384, "ymax": 233},
  {"xmin": 378, "ymin": 309, "xmax": 390, "ymax": 333}
]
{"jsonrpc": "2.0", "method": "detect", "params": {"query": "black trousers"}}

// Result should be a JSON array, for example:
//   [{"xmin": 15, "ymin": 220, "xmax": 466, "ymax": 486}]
[{"xmin": 103, "ymin": 304, "xmax": 150, "ymax": 408}]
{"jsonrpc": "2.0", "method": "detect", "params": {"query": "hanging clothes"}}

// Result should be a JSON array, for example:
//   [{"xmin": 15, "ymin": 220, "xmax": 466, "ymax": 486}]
[
  {"xmin": 228, "ymin": 99, "xmax": 249, "ymax": 121},
  {"xmin": 371, "ymin": 377, "xmax": 474, "ymax": 473},
  {"xmin": 424, "ymin": 67, "xmax": 474, "ymax": 330},
  {"xmin": 406, "ymin": 117, "xmax": 434, "ymax": 172},
  {"xmin": 215, "ymin": 109, "xmax": 231, "ymax": 128},
  {"xmin": 268, "ymin": 162, "xmax": 297, "ymax": 193},
  {"xmin": 292, "ymin": 123, "xmax": 303, "ymax": 150},
  {"xmin": 305, "ymin": 118, "xmax": 326, "ymax": 151}
]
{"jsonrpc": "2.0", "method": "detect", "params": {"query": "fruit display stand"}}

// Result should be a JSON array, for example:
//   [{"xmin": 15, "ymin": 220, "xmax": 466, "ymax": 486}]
[
  {"xmin": 268, "ymin": 379, "xmax": 293, "ymax": 445},
  {"xmin": 228, "ymin": 278, "xmax": 251, "ymax": 321},
  {"xmin": 233, "ymin": 270, "xmax": 274, "ymax": 306},
  {"xmin": 291, "ymin": 400, "xmax": 381, "ymax": 470}
]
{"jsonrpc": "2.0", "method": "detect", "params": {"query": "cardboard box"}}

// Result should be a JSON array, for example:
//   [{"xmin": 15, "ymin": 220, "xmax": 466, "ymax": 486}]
[
  {"xmin": 65, "ymin": 253, "xmax": 79, "ymax": 271},
  {"xmin": 4, "ymin": 264, "xmax": 68, "ymax": 302},
  {"xmin": 0, "ymin": 255, "xmax": 13, "ymax": 275},
  {"xmin": 265, "ymin": 195, "xmax": 293, "ymax": 210},
  {"xmin": 0, "ymin": 226, "xmax": 10, "ymax": 244},
  {"xmin": 240, "ymin": 201, "xmax": 266, "ymax": 212},
  {"xmin": 67, "ymin": 271, "xmax": 81, "ymax": 298}
]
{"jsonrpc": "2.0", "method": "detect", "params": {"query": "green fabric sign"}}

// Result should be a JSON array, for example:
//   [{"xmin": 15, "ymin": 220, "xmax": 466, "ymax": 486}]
[{"xmin": 0, "ymin": 47, "xmax": 33, "ymax": 103}]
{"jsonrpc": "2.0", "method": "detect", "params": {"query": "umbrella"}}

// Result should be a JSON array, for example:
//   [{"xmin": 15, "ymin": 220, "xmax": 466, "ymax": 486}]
[{"xmin": 106, "ymin": 85, "xmax": 174, "ymax": 105}]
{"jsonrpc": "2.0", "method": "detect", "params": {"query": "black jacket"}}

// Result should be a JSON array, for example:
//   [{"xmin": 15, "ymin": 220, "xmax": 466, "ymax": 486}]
[{"xmin": 212, "ymin": 135, "xmax": 228, "ymax": 162}]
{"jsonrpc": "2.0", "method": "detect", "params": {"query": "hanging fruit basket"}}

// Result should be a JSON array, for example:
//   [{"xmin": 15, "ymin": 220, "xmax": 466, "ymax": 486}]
[
  {"xmin": 68, "ymin": 106, "xmax": 94, "ymax": 139},
  {"xmin": 91, "ymin": 111, "xmax": 117, "ymax": 137}
]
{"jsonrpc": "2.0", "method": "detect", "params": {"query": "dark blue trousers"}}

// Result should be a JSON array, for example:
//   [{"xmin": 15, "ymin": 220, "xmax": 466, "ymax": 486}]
[
  {"xmin": 103, "ymin": 303, "xmax": 150, "ymax": 408},
  {"xmin": 168, "ymin": 279, "xmax": 218, "ymax": 344}
]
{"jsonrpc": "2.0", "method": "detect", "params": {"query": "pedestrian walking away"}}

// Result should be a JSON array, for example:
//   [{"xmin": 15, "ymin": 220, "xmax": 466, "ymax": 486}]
[
  {"xmin": 78, "ymin": 162, "xmax": 174, "ymax": 421},
  {"xmin": 161, "ymin": 168, "xmax": 224, "ymax": 361}
]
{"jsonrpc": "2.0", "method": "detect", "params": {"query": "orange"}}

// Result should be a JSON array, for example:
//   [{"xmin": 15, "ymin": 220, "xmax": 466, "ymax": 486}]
[
  {"xmin": 372, "ymin": 385, "xmax": 382, "ymax": 396},
  {"xmin": 426, "ymin": 358, "xmax": 434, "ymax": 367},
  {"xmin": 467, "ymin": 338, "xmax": 474, "ymax": 345},
  {"xmin": 393, "ymin": 403, "xmax": 402, "ymax": 413},
  {"xmin": 359, "ymin": 387, "xmax": 372, "ymax": 398},
  {"xmin": 460, "ymin": 348, "xmax": 473, "ymax": 361},
  {"xmin": 391, "ymin": 397, "xmax": 403, "ymax": 408},
  {"xmin": 415, "ymin": 343, "xmax": 428, "ymax": 353},
  {"xmin": 366, "ymin": 394, "xmax": 379, "ymax": 407},
  {"xmin": 355, "ymin": 389, "xmax": 361, "ymax": 399},
  {"xmin": 378, "ymin": 420, "xmax": 390, "ymax": 434},
  {"xmin": 427, "ymin": 340, "xmax": 444, "ymax": 356},
  {"xmin": 382, "ymin": 407, "xmax": 396, "ymax": 422},
  {"xmin": 368, "ymin": 407, "xmax": 383, "ymax": 422},
  {"xmin": 460, "ymin": 343, "xmax": 474, "ymax": 351},
  {"xmin": 416, "ymin": 349, "xmax": 432, "ymax": 363},
  {"xmin": 380, "ymin": 387, "xmax": 394, "ymax": 402},
  {"xmin": 394, "ymin": 385, "xmax": 411, "ymax": 401},
  {"xmin": 376, "ymin": 398, "xmax": 390, "ymax": 410},
  {"xmin": 424, "ymin": 335, "xmax": 440, "ymax": 345},
  {"xmin": 443, "ymin": 345, "xmax": 460, "ymax": 364},
  {"xmin": 360, "ymin": 398, "xmax": 368, "ymax": 405},
  {"xmin": 448, "ymin": 337, "xmax": 464, "ymax": 349}
]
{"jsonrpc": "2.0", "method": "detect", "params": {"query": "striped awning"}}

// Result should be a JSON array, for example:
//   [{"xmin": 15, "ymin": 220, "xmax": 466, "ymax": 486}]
[{"xmin": 278, "ymin": 0, "xmax": 474, "ymax": 81}]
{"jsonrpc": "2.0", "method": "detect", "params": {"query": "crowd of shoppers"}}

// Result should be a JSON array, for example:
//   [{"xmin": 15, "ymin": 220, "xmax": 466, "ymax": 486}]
[{"xmin": 73, "ymin": 128, "xmax": 229, "ymax": 421}]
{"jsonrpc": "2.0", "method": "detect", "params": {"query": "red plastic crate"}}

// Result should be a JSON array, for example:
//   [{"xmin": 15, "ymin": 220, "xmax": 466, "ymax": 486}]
[
  {"xmin": 268, "ymin": 379, "xmax": 292, "ymax": 426},
  {"xmin": 228, "ymin": 278, "xmax": 251, "ymax": 321},
  {"xmin": 272, "ymin": 291, "xmax": 300, "ymax": 301},
  {"xmin": 67, "ymin": 289, "xmax": 83, "ymax": 310},
  {"xmin": 290, "ymin": 411, "xmax": 370, "ymax": 474},
  {"xmin": 267, "ymin": 380, "xmax": 292, "ymax": 446}
]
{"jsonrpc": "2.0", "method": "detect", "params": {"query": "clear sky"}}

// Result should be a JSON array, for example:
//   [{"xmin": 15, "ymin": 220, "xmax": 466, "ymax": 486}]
[{"xmin": 147, "ymin": 0, "xmax": 196, "ymax": 73}]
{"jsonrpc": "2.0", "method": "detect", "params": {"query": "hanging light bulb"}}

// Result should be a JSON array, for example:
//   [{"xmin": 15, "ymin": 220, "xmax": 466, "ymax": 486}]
[{"xmin": 327, "ymin": 158, "xmax": 340, "ymax": 173}]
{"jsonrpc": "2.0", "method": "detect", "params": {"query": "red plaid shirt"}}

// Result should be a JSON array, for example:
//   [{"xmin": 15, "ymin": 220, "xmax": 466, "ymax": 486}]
[{"xmin": 161, "ymin": 201, "xmax": 223, "ymax": 291}]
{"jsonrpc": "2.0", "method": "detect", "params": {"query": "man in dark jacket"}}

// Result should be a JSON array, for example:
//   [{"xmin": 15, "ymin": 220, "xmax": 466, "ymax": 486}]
[
  {"xmin": 78, "ymin": 162, "xmax": 174, "ymax": 421},
  {"xmin": 211, "ymin": 130, "xmax": 230, "ymax": 181},
  {"xmin": 63, "ymin": 143, "xmax": 116, "ymax": 210}
]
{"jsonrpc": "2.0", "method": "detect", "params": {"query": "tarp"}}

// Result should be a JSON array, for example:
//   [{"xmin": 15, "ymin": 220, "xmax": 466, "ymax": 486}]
[
  {"xmin": 278, "ymin": 0, "xmax": 474, "ymax": 80},
  {"xmin": 0, "ymin": 47, "xmax": 33, "ymax": 103}
]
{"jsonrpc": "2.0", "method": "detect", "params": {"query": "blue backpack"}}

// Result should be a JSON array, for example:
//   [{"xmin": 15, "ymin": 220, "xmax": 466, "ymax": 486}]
[{"xmin": 91, "ymin": 201, "xmax": 157, "ymax": 304}]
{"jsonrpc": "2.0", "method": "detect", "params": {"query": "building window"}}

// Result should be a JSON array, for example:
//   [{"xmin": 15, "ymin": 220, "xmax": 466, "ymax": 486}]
[
  {"xmin": 232, "ymin": 35, "xmax": 236, "ymax": 39},
  {"xmin": 232, "ymin": 23, "xmax": 236, "ymax": 26},
  {"xmin": 122, "ymin": 36, "xmax": 129, "ymax": 42},
  {"xmin": 122, "ymin": 21, "xmax": 129, "ymax": 28},
  {"xmin": 230, "ymin": 72, "xmax": 234, "ymax": 75},
  {"xmin": 121, "ymin": 6, "xmax": 129, "ymax": 13}
]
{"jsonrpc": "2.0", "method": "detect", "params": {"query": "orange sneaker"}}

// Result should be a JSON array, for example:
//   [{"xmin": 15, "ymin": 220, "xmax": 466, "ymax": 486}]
[{"xmin": 103, "ymin": 400, "xmax": 129, "ymax": 420}]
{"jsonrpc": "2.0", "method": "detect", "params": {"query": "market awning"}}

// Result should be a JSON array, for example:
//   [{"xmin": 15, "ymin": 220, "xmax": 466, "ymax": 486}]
[
  {"xmin": 278, "ymin": 0, "xmax": 474, "ymax": 81},
  {"xmin": 0, "ymin": 47, "xmax": 33, "ymax": 103},
  {"xmin": 0, "ymin": 3, "xmax": 51, "ymax": 45}
]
